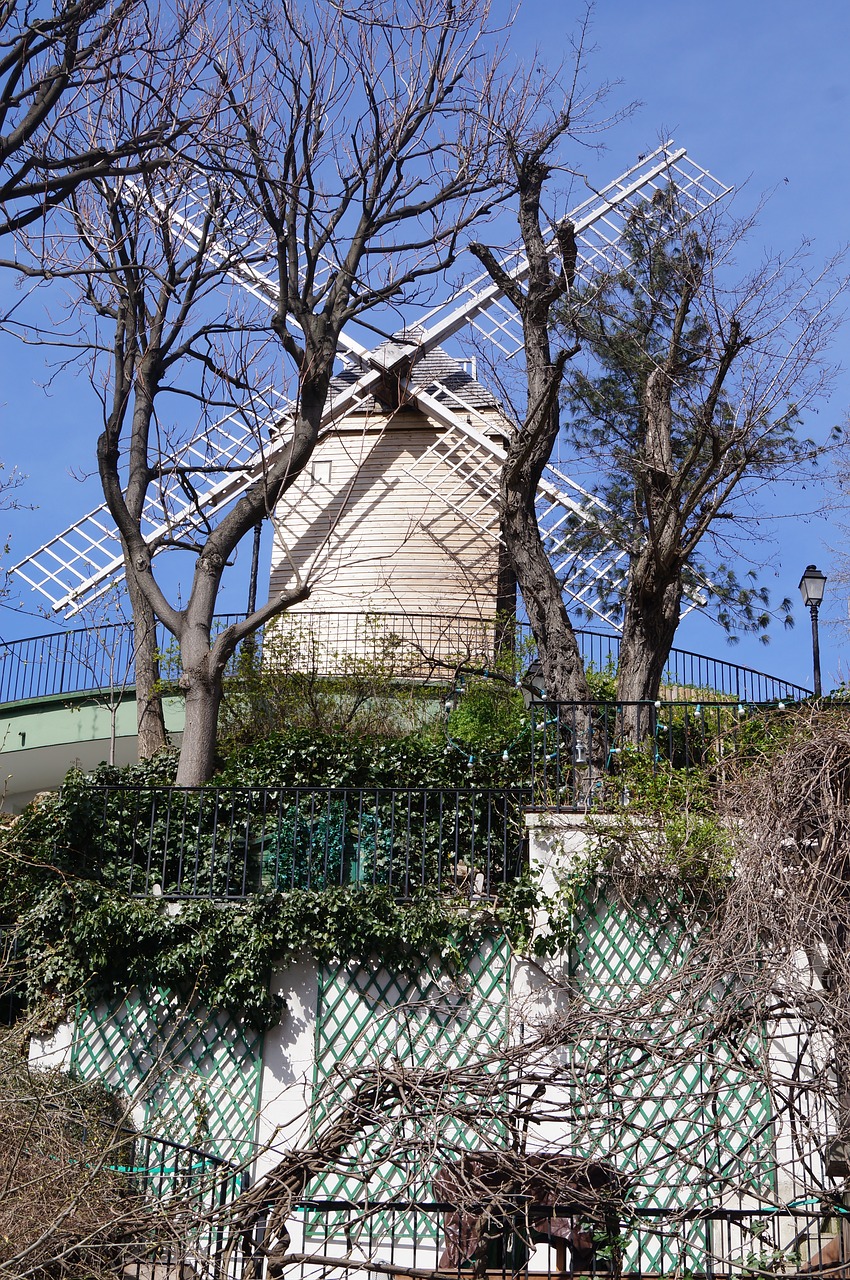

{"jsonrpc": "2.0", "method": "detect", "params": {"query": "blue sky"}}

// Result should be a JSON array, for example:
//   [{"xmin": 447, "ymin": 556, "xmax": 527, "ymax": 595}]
[{"xmin": 1, "ymin": 0, "xmax": 849, "ymax": 691}]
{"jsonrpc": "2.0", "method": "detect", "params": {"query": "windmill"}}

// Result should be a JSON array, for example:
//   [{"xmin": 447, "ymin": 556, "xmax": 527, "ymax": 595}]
[{"xmin": 11, "ymin": 143, "xmax": 730, "ymax": 656}]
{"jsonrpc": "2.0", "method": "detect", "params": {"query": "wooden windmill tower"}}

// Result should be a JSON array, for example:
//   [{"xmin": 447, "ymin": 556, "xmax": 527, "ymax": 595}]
[
  {"xmin": 11, "ymin": 145, "xmax": 730, "ymax": 643},
  {"xmin": 268, "ymin": 338, "xmax": 511, "ymax": 621}
]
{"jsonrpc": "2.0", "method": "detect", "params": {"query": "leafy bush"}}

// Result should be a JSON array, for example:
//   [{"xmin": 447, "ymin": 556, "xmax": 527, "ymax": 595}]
[{"xmin": 447, "ymin": 679, "xmax": 527, "ymax": 750}]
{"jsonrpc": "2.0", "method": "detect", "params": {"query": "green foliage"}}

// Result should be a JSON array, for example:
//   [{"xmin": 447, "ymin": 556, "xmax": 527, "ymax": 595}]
[
  {"xmin": 216, "ymin": 724, "xmax": 531, "ymax": 789},
  {"xmin": 5, "ymin": 862, "xmax": 534, "ymax": 1028},
  {"xmin": 3, "ymin": 724, "xmax": 540, "ymax": 1028},
  {"xmin": 556, "ymin": 188, "xmax": 818, "ymax": 642},
  {"xmin": 10, "ymin": 690, "xmax": 802, "ymax": 1032},
  {"xmin": 584, "ymin": 658, "xmax": 619, "ymax": 702},
  {"xmin": 217, "ymin": 614, "xmax": 485, "ymax": 750},
  {"xmin": 592, "ymin": 748, "xmax": 734, "ymax": 881},
  {"xmin": 447, "ymin": 679, "xmax": 527, "ymax": 750}
]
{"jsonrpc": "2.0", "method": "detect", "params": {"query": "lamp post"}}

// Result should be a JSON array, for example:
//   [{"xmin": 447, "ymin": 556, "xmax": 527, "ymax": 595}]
[{"xmin": 798, "ymin": 564, "xmax": 827, "ymax": 697}]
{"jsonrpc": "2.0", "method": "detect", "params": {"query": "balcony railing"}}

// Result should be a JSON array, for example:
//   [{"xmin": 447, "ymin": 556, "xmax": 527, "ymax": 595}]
[
  {"xmin": 52, "ymin": 699, "xmax": 816, "ymax": 894},
  {"xmin": 67, "ymin": 785, "xmax": 532, "ymax": 900},
  {"xmin": 239, "ymin": 1200, "xmax": 848, "ymax": 1280},
  {"xmin": 0, "ymin": 611, "xmax": 812, "ymax": 708}
]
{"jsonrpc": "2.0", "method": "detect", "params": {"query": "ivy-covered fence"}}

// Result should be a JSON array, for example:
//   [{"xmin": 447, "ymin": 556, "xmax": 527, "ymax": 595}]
[{"xmin": 56, "ymin": 784, "xmax": 532, "ymax": 900}]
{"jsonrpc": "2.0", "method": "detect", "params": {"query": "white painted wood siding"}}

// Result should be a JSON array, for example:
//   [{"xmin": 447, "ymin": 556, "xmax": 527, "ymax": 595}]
[{"xmin": 268, "ymin": 411, "xmax": 502, "ymax": 619}]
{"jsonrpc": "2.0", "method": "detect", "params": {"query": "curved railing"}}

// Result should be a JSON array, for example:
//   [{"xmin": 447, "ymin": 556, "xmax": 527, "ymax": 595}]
[{"xmin": 0, "ymin": 610, "xmax": 812, "ymax": 708}]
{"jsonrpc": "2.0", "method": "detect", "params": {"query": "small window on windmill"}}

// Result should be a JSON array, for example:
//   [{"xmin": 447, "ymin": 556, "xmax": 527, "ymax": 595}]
[{"xmin": 311, "ymin": 459, "xmax": 332, "ymax": 485}]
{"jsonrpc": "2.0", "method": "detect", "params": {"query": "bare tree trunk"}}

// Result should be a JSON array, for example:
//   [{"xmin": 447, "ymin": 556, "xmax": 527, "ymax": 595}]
[
  {"xmin": 502, "ymin": 482, "xmax": 587, "ymax": 700},
  {"xmin": 616, "ymin": 555, "xmax": 682, "ymax": 738},
  {"xmin": 176, "ymin": 673, "xmax": 222, "ymax": 787},
  {"xmin": 174, "ymin": 619, "xmax": 224, "ymax": 787},
  {"xmin": 615, "ymin": 363, "xmax": 683, "ymax": 717},
  {"xmin": 126, "ymin": 572, "xmax": 168, "ymax": 759},
  {"xmin": 471, "ymin": 140, "xmax": 589, "ymax": 704}
]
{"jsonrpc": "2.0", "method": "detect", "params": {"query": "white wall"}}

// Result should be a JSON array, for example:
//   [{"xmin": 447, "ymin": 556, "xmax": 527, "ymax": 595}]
[{"xmin": 254, "ymin": 956, "xmax": 319, "ymax": 1186}]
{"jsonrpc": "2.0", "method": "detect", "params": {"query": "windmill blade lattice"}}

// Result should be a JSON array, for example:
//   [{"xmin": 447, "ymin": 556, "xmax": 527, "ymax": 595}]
[
  {"xmin": 410, "ymin": 141, "xmax": 731, "ymax": 360},
  {"xmin": 12, "ymin": 142, "xmax": 731, "ymax": 618},
  {"xmin": 12, "ymin": 388, "xmax": 287, "ymax": 612}
]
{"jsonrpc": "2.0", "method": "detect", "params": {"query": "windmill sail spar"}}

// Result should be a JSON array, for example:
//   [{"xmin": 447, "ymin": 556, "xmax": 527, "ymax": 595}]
[{"xmin": 12, "ymin": 143, "xmax": 731, "ymax": 619}]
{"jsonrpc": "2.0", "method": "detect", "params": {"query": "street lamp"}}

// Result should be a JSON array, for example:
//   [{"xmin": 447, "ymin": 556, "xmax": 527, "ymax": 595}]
[
  {"xmin": 798, "ymin": 564, "xmax": 827, "ymax": 697},
  {"xmin": 520, "ymin": 659, "xmax": 547, "ymax": 710}
]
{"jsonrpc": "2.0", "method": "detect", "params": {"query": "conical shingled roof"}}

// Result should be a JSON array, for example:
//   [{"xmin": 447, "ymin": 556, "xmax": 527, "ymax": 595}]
[{"xmin": 328, "ymin": 330, "xmax": 499, "ymax": 415}]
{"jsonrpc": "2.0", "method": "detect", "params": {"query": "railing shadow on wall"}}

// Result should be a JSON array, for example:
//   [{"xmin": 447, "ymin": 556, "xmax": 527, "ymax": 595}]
[{"xmin": 0, "ymin": 611, "xmax": 813, "ymax": 707}]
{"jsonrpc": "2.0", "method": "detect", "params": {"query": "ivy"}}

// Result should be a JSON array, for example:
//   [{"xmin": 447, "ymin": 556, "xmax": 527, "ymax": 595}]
[
  {"xmin": 6, "ymin": 867, "xmax": 538, "ymax": 1029},
  {"xmin": 215, "ymin": 725, "xmax": 531, "ymax": 788},
  {"xmin": 2, "ymin": 714, "xmax": 753, "ymax": 1031},
  {"xmin": 3, "ymin": 749, "xmax": 541, "ymax": 1029}
]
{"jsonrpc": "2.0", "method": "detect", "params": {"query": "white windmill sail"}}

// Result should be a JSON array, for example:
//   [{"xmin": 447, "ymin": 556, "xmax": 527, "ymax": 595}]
[{"xmin": 11, "ymin": 142, "xmax": 730, "ymax": 618}]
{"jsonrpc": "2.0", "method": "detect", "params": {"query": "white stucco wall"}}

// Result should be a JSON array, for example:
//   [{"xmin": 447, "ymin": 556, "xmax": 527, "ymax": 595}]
[
  {"xmin": 29, "ymin": 1019, "xmax": 74, "ymax": 1071},
  {"xmin": 254, "ymin": 956, "xmax": 319, "ymax": 1187}
]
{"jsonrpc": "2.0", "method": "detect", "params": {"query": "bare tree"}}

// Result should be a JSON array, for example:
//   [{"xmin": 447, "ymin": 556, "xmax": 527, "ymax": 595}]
[
  {"xmin": 468, "ymin": 116, "xmax": 591, "ymax": 703},
  {"xmin": 55, "ymin": 154, "xmax": 274, "ymax": 758},
  {"xmin": 0, "ymin": 2, "xmax": 209, "ymax": 757},
  {"xmin": 0, "ymin": 0, "xmax": 191, "ymax": 242},
  {"xmin": 559, "ymin": 190, "xmax": 845, "ymax": 708},
  {"xmin": 0, "ymin": 460, "xmax": 27, "ymax": 600},
  {"xmin": 84, "ymin": 0, "xmax": 534, "ymax": 785}
]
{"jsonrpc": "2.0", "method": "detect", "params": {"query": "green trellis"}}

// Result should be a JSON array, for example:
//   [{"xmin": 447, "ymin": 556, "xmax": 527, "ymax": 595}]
[
  {"xmin": 70, "ymin": 986, "xmax": 264, "ymax": 1166},
  {"xmin": 568, "ymin": 888, "xmax": 775, "ymax": 1273},
  {"xmin": 308, "ymin": 934, "xmax": 510, "ymax": 1238}
]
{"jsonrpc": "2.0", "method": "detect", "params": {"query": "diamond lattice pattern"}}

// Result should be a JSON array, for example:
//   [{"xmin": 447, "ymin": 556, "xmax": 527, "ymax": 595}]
[
  {"xmin": 569, "ymin": 890, "xmax": 775, "ymax": 1273},
  {"xmin": 70, "ymin": 986, "xmax": 263, "ymax": 1165},
  {"xmin": 310, "ymin": 935, "xmax": 510, "ymax": 1215}
]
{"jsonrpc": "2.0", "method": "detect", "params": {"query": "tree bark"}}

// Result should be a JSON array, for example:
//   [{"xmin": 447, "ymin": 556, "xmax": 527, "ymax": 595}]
[
  {"xmin": 502, "ymin": 477, "xmax": 587, "ymax": 701},
  {"xmin": 616, "ymin": 556, "xmax": 683, "ymax": 728},
  {"xmin": 126, "ymin": 571, "xmax": 168, "ymax": 759},
  {"xmin": 174, "ymin": 623, "xmax": 223, "ymax": 787},
  {"xmin": 614, "ymin": 354, "xmax": 683, "ymax": 713}
]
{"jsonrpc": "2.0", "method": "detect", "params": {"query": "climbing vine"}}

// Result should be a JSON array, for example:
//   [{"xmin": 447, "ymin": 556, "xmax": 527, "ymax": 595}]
[
  {"xmin": 1, "ymin": 727, "xmax": 540, "ymax": 1029},
  {"xmin": 6, "ymin": 871, "xmax": 536, "ymax": 1029},
  {"xmin": 2, "ymin": 705, "xmax": 761, "ymax": 1029}
]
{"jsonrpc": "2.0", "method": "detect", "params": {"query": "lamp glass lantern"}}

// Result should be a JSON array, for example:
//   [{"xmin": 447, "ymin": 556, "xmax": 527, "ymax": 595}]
[
  {"xmin": 798, "ymin": 563, "xmax": 827, "ymax": 698},
  {"xmin": 798, "ymin": 564, "xmax": 827, "ymax": 608},
  {"xmin": 521, "ymin": 659, "xmax": 548, "ymax": 711}
]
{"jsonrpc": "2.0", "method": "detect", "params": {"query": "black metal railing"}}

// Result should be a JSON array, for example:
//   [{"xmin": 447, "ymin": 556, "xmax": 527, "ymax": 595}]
[
  {"xmin": 67, "ymin": 785, "xmax": 531, "ymax": 900},
  {"xmin": 115, "ymin": 1129, "xmax": 240, "ymax": 1199},
  {"xmin": 528, "ymin": 700, "xmax": 795, "ymax": 807},
  {"xmin": 0, "ymin": 621, "xmax": 138, "ymax": 704},
  {"xmin": 111, "ymin": 1131, "xmax": 244, "ymax": 1280},
  {"xmin": 51, "ymin": 699, "xmax": 815, "ymax": 894},
  {"xmin": 258, "ymin": 1200, "xmax": 848, "ymax": 1280},
  {"xmin": 0, "ymin": 611, "xmax": 812, "ymax": 708}
]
